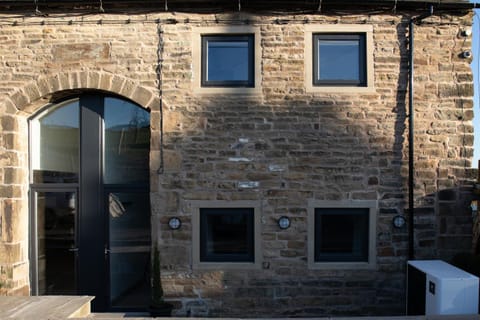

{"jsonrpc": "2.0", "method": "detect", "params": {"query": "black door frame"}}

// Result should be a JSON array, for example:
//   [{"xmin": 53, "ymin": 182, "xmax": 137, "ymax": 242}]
[
  {"xmin": 29, "ymin": 94, "xmax": 151, "ymax": 312},
  {"xmin": 78, "ymin": 95, "xmax": 107, "ymax": 310}
]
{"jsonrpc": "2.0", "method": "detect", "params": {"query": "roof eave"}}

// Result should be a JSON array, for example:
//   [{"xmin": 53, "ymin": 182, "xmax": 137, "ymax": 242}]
[{"xmin": 0, "ymin": 0, "xmax": 475, "ymax": 13}]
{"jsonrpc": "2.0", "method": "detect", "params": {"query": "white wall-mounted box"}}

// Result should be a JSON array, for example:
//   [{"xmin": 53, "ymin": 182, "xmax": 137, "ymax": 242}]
[{"xmin": 407, "ymin": 260, "xmax": 479, "ymax": 315}]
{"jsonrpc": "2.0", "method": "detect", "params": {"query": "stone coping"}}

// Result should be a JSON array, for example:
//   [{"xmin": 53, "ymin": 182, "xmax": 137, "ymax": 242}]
[{"xmin": 0, "ymin": 296, "xmax": 93, "ymax": 319}]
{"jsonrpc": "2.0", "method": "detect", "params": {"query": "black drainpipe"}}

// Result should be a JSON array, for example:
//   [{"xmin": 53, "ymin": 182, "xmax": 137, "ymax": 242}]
[{"xmin": 408, "ymin": 5, "xmax": 434, "ymax": 261}]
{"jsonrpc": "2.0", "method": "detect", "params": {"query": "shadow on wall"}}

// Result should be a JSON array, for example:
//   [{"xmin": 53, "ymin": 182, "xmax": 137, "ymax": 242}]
[
  {"xmin": 413, "ymin": 187, "xmax": 477, "ymax": 261},
  {"xmin": 154, "ymin": 14, "xmax": 475, "ymax": 317}
]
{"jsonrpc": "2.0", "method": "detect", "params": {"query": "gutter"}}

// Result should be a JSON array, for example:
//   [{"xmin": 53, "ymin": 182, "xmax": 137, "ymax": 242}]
[
  {"xmin": 408, "ymin": 4, "xmax": 434, "ymax": 261},
  {"xmin": 0, "ymin": 0, "xmax": 476, "ymax": 12}
]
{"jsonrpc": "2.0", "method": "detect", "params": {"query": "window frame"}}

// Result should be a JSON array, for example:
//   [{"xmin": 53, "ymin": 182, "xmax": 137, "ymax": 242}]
[
  {"xmin": 307, "ymin": 200, "xmax": 377, "ymax": 270},
  {"xmin": 201, "ymin": 34, "xmax": 255, "ymax": 88},
  {"xmin": 192, "ymin": 26, "xmax": 262, "ymax": 95},
  {"xmin": 199, "ymin": 207, "xmax": 255, "ymax": 262},
  {"xmin": 191, "ymin": 200, "xmax": 262, "ymax": 270},
  {"xmin": 314, "ymin": 207, "xmax": 370, "ymax": 263},
  {"xmin": 312, "ymin": 33, "xmax": 366, "ymax": 87},
  {"xmin": 304, "ymin": 24, "xmax": 374, "ymax": 93}
]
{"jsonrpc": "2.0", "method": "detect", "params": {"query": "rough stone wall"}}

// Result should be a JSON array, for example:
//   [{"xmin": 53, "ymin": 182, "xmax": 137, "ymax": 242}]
[{"xmin": 0, "ymin": 8, "xmax": 475, "ymax": 317}]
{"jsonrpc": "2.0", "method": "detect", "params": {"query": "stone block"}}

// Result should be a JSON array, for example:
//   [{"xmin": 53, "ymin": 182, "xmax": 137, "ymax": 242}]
[
  {"xmin": 0, "ymin": 243, "xmax": 22, "ymax": 264},
  {"xmin": 3, "ymin": 200, "xmax": 27, "ymax": 243},
  {"xmin": 52, "ymin": 43, "xmax": 110, "ymax": 61}
]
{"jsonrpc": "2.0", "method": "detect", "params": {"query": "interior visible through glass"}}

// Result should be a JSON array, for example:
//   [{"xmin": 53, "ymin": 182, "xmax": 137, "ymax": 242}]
[
  {"xmin": 108, "ymin": 192, "xmax": 151, "ymax": 307},
  {"xmin": 200, "ymin": 208, "xmax": 253, "ymax": 262},
  {"xmin": 315, "ymin": 208, "xmax": 369, "ymax": 262},
  {"xmin": 36, "ymin": 191, "xmax": 76, "ymax": 295}
]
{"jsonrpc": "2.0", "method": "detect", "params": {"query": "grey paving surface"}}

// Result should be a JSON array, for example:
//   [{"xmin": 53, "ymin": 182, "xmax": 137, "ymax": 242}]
[{"xmin": 1, "ymin": 296, "xmax": 479, "ymax": 320}]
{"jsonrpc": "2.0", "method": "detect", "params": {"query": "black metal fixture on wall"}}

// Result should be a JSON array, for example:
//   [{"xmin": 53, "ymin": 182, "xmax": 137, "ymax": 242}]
[
  {"xmin": 168, "ymin": 217, "xmax": 182, "ymax": 230},
  {"xmin": 278, "ymin": 216, "xmax": 291, "ymax": 230},
  {"xmin": 407, "ymin": 4, "xmax": 433, "ymax": 260}
]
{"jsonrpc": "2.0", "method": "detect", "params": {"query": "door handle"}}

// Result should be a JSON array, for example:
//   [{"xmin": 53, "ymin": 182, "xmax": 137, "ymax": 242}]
[
  {"xmin": 105, "ymin": 248, "xmax": 111, "ymax": 255},
  {"xmin": 68, "ymin": 247, "xmax": 79, "ymax": 252}
]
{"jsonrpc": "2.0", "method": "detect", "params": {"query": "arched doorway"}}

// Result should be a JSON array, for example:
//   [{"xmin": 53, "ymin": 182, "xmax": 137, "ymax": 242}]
[{"xmin": 29, "ymin": 94, "xmax": 151, "ymax": 312}]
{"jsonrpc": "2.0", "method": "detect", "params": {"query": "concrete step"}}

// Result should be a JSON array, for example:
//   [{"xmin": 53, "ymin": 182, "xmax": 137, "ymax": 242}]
[
  {"xmin": 87, "ymin": 312, "xmax": 151, "ymax": 319},
  {"xmin": 0, "ymin": 295, "xmax": 94, "ymax": 319}
]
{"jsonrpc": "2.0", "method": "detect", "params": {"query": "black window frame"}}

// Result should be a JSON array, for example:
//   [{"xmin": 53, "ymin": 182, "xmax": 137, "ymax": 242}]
[
  {"xmin": 201, "ymin": 34, "xmax": 255, "ymax": 88},
  {"xmin": 314, "ymin": 207, "xmax": 370, "ymax": 263},
  {"xmin": 199, "ymin": 207, "xmax": 255, "ymax": 263},
  {"xmin": 313, "ymin": 33, "xmax": 367, "ymax": 87}
]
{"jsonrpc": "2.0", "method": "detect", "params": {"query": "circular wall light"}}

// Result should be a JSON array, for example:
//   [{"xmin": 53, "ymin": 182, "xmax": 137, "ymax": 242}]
[
  {"xmin": 278, "ymin": 216, "xmax": 291, "ymax": 230},
  {"xmin": 168, "ymin": 217, "xmax": 182, "ymax": 230},
  {"xmin": 392, "ymin": 215, "xmax": 406, "ymax": 228}
]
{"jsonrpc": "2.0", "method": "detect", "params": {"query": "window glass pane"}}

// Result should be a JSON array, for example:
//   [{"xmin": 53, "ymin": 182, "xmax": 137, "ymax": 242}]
[
  {"xmin": 31, "ymin": 101, "xmax": 79, "ymax": 183},
  {"xmin": 318, "ymin": 40, "xmax": 360, "ymax": 81},
  {"xmin": 108, "ymin": 192, "xmax": 151, "ymax": 308},
  {"xmin": 315, "ymin": 208, "xmax": 369, "ymax": 262},
  {"xmin": 36, "ymin": 191, "xmax": 76, "ymax": 295},
  {"xmin": 207, "ymin": 40, "xmax": 249, "ymax": 81},
  {"xmin": 200, "ymin": 208, "xmax": 254, "ymax": 262},
  {"xmin": 104, "ymin": 98, "xmax": 150, "ymax": 184}
]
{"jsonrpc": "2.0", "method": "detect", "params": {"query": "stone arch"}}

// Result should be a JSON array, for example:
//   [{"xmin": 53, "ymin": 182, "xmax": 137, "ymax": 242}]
[
  {"xmin": 2, "ymin": 71, "xmax": 159, "ymax": 116},
  {"xmin": 0, "ymin": 72, "xmax": 160, "ymax": 295},
  {"xmin": 0, "ymin": 70, "xmax": 160, "ymax": 193}
]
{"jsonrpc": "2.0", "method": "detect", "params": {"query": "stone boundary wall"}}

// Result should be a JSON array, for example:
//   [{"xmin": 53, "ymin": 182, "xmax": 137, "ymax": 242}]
[{"xmin": 0, "ymin": 9, "xmax": 475, "ymax": 317}]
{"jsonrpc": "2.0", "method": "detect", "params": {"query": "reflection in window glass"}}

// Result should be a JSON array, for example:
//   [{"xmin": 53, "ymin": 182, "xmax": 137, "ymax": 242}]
[
  {"xmin": 200, "ymin": 208, "xmax": 254, "ymax": 262},
  {"xmin": 318, "ymin": 40, "xmax": 360, "ymax": 80},
  {"xmin": 31, "ymin": 101, "xmax": 80, "ymax": 183},
  {"xmin": 202, "ymin": 35, "xmax": 254, "ymax": 87},
  {"xmin": 104, "ymin": 98, "xmax": 150, "ymax": 184},
  {"xmin": 313, "ymin": 34, "xmax": 365, "ymax": 86},
  {"xmin": 314, "ymin": 208, "xmax": 369, "ymax": 262},
  {"xmin": 36, "ymin": 191, "xmax": 76, "ymax": 295},
  {"xmin": 108, "ymin": 192, "xmax": 151, "ymax": 307},
  {"xmin": 207, "ymin": 41, "xmax": 249, "ymax": 81}
]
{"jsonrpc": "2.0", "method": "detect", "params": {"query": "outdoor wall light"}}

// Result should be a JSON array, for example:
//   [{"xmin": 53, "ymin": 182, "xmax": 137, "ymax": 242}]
[
  {"xmin": 461, "ymin": 28, "xmax": 472, "ymax": 37},
  {"xmin": 392, "ymin": 215, "xmax": 406, "ymax": 228},
  {"xmin": 278, "ymin": 216, "xmax": 291, "ymax": 229},
  {"xmin": 461, "ymin": 50, "xmax": 472, "ymax": 59},
  {"xmin": 168, "ymin": 217, "xmax": 182, "ymax": 230}
]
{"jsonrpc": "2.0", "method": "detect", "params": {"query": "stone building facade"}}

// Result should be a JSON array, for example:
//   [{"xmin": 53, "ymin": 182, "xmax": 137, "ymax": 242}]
[{"xmin": 0, "ymin": 0, "xmax": 477, "ymax": 317}]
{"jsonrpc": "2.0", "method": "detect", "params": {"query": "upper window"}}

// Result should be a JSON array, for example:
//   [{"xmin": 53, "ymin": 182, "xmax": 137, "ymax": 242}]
[
  {"xmin": 308, "ymin": 200, "xmax": 376, "ymax": 269},
  {"xmin": 313, "ymin": 34, "xmax": 366, "ymax": 86},
  {"xmin": 304, "ymin": 25, "xmax": 374, "ymax": 93},
  {"xmin": 192, "ymin": 26, "xmax": 261, "ymax": 94},
  {"xmin": 191, "ymin": 200, "xmax": 262, "ymax": 269},
  {"xmin": 201, "ymin": 35, "xmax": 254, "ymax": 87}
]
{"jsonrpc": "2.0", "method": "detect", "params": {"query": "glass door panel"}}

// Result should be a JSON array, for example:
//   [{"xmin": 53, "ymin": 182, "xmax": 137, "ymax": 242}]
[
  {"xmin": 36, "ymin": 191, "xmax": 77, "ymax": 295},
  {"xmin": 30, "ymin": 95, "xmax": 151, "ymax": 311},
  {"xmin": 104, "ymin": 98, "xmax": 150, "ymax": 185},
  {"xmin": 31, "ymin": 100, "xmax": 80, "ymax": 183},
  {"xmin": 108, "ymin": 192, "xmax": 151, "ymax": 308}
]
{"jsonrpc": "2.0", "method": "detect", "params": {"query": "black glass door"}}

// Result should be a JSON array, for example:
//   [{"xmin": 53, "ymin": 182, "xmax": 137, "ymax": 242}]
[{"xmin": 30, "ymin": 95, "xmax": 151, "ymax": 312}]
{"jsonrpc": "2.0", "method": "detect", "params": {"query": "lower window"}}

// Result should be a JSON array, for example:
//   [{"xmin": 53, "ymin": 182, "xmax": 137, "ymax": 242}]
[
  {"xmin": 200, "ymin": 208, "xmax": 254, "ymax": 262},
  {"xmin": 308, "ymin": 200, "xmax": 376, "ymax": 269},
  {"xmin": 191, "ymin": 201, "xmax": 262, "ymax": 269},
  {"xmin": 314, "ymin": 208, "xmax": 369, "ymax": 262}
]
